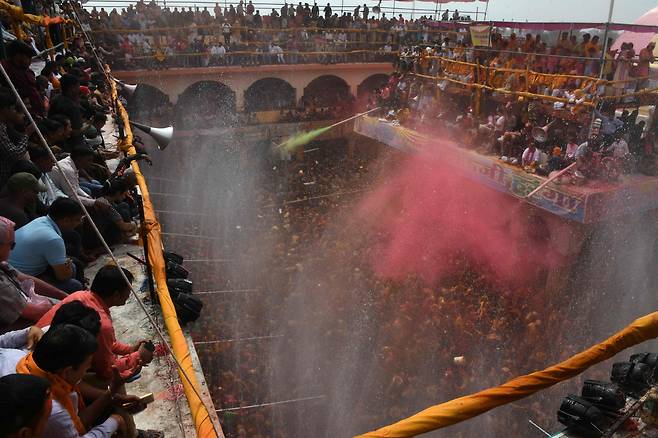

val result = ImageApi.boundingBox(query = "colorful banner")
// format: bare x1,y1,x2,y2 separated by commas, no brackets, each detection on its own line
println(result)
469,25,491,47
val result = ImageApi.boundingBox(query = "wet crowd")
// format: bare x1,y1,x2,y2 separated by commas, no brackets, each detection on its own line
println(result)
150,134,601,437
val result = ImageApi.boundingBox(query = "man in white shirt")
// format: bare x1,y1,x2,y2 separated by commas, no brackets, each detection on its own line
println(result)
17,325,126,438
29,145,67,208
607,135,630,159
270,42,284,63
522,144,542,166
50,146,108,210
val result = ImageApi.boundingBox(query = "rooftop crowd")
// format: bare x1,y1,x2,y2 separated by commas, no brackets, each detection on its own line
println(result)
0,16,163,438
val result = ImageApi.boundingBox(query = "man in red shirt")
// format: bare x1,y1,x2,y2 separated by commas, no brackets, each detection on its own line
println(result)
36,264,153,381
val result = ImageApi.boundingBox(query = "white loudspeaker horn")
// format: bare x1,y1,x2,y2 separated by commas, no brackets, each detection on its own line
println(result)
112,77,138,98
531,121,555,143
130,121,174,150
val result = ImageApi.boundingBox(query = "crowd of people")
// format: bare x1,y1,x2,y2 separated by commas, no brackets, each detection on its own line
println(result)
148,133,598,437
396,31,656,100
81,0,453,69
0,21,162,438
370,50,658,184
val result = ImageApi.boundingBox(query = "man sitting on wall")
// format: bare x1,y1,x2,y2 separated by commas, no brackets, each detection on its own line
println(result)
37,264,153,381
9,197,84,293
16,324,128,437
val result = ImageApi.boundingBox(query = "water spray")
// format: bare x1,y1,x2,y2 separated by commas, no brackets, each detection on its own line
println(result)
276,107,381,153
195,334,285,345
195,289,262,296
216,395,326,412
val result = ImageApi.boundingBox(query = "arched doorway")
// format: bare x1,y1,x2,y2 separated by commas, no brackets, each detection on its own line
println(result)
128,84,172,126
302,75,351,107
175,81,236,129
357,74,390,99
244,78,296,113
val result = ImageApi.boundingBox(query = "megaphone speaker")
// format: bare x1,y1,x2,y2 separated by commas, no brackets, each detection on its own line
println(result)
130,121,174,150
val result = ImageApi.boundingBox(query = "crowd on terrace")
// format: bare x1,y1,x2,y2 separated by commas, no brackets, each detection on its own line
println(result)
0,29,162,438
83,0,469,68
362,29,658,183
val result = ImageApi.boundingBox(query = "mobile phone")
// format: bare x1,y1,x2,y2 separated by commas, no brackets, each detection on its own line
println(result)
143,340,155,352
138,393,155,404
122,392,154,409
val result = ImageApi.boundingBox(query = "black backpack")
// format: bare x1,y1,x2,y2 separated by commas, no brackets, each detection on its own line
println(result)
169,288,203,324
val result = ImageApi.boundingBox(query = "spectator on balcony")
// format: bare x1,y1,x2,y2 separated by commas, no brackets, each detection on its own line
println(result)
0,374,52,438
638,42,656,87
83,177,137,249
50,146,108,209
613,42,634,96
222,21,232,44
16,324,128,437
49,75,84,145
37,264,154,381
0,217,68,332
324,3,331,19
211,42,227,65
607,132,630,159
270,42,285,63
522,143,541,167
594,107,623,146
8,198,84,293
0,173,46,230
0,88,29,189
1,41,43,117
565,136,579,160
29,145,65,209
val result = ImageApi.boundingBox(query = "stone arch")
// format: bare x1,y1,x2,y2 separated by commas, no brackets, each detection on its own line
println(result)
301,75,351,107
174,81,236,128
357,74,390,99
244,78,296,113
128,84,172,126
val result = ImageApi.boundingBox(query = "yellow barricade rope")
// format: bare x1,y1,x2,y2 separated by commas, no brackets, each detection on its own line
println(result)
356,311,658,438
111,80,219,438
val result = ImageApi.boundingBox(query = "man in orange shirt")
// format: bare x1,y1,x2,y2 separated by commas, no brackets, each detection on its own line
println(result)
36,264,153,381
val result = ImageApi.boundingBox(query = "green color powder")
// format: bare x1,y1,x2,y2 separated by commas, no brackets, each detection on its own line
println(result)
279,126,333,152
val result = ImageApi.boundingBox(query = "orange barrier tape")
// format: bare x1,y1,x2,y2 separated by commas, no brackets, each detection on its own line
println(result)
356,311,658,438
406,54,658,86
413,72,595,107
110,78,219,438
